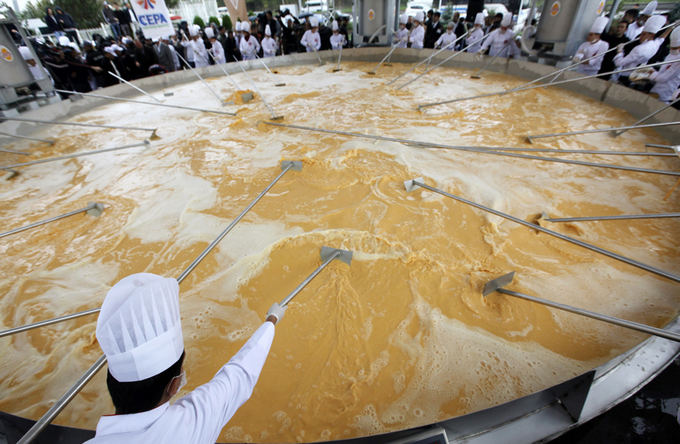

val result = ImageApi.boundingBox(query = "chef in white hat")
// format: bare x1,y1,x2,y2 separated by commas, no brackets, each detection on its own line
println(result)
614,15,670,85
648,27,680,103
409,11,425,49
300,16,321,52
261,24,278,57
18,46,49,81
573,16,610,76
466,12,486,53
205,27,226,64
239,21,261,60
480,12,519,57
193,25,210,67
330,20,346,50
435,22,457,50
393,14,409,48
626,1,657,40
85,273,284,443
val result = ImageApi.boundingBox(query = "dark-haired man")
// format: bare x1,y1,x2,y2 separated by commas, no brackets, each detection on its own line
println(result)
86,273,283,443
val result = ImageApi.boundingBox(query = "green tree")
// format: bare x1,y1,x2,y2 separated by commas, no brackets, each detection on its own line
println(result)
21,0,105,29
222,14,232,31
166,0,180,8
193,15,206,28
208,15,220,26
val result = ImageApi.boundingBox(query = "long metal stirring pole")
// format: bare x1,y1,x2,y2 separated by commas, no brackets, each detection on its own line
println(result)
175,52,227,105
54,89,237,116
387,33,466,85
368,44,399,74
279,250,340,307
254,53,274,75
14,161,301,443
0,141,150,170
544,212,680,222
418,58,680,109
612,96,680,137
0,131,55,146
646,143,676,150
405,179,680,283
397,32,494,90
107,71,163,103
0,203,103,239
0,161,301,339
470,43,512,79
527,121,680,143
233,56,282,120
0,147,30,155
264,121,680,176
1,116,156,133
208,52,241,90
497,288,680,342
17,355,108,444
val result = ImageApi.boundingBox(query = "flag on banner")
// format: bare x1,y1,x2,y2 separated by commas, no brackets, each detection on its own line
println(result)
131,0,175,39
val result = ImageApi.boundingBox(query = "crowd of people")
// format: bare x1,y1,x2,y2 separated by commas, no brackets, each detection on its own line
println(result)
11,2,680,105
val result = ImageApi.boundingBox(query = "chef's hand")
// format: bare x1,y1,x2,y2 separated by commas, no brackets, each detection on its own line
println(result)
572,53,584,63
266,302,286,324
617,43,624,54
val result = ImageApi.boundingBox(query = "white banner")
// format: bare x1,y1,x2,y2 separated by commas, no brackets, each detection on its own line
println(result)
131,0,175,39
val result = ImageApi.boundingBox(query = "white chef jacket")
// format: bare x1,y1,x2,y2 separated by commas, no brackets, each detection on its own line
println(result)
85,322,275,444
435,31,457,50
466,28,485,53
239,35,261,60
625,21,644,40
393,28,408,48
330,33,346,50
409,24,424,49
180,40,194,63
168,44,180,70
650,52,680,103
613,38,663,78
192,39,209,67
574,39,610,76
261,36,277,57
209,40,226,64
300,30,321,52
481,28,518,57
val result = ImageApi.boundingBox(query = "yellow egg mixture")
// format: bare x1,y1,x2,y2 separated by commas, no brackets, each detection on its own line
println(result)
0,61,678,442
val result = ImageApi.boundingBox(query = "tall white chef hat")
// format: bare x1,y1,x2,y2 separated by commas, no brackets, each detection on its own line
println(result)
96,273,184,383
242,21,251,33
189,25,199,37
331,20,338,31
204,27,214,39
642,14,665,34
415,11,424,23
641,1,657,17
265,24,272,36
671,26,680,47
399,14,408,25
501,12,512,27
474,12,484,26
235,21,241,32
310,16,319,28
18,46,34,60
58,36,70,46
590,16,608,34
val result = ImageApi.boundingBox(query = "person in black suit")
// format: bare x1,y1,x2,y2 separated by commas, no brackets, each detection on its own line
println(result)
424,11,443,49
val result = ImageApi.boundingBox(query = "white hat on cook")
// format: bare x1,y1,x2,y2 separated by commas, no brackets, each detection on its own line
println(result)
96,273,183,383
474,12,484,26
641,1,657,17
204,27,214,38
642,14,665,34
590,16,608,34
415,11,424,23
501,12,512,27
242,21,251,33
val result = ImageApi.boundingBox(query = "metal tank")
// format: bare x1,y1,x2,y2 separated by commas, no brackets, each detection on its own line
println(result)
0,47,678,443
352,0,399,46
534,0,607,58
